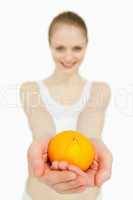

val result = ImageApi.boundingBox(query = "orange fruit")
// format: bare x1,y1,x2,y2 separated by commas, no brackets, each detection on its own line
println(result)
48,130,95,171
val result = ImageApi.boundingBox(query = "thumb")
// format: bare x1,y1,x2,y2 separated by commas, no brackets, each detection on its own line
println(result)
32,159,45,177
95,168,112,187
27,140,49,177
95,151,113,186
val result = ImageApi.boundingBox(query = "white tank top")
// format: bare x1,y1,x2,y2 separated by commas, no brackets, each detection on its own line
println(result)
37,80,92,133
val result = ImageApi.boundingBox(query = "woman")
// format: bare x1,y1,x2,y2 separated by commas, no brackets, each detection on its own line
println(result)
20,11,113,200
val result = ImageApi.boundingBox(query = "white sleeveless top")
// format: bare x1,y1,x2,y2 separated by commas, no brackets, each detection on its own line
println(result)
37,80,92,133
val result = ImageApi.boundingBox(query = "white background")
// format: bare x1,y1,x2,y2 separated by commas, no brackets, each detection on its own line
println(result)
0,0,133,199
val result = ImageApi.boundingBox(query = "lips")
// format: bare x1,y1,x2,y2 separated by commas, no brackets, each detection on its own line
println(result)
61,62,76,68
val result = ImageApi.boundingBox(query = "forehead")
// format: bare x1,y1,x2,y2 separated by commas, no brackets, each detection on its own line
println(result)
51,24,86,46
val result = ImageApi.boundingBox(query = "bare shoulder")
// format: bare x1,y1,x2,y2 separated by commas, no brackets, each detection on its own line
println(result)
19,81,39,103
20,81,38,93
90,81,111,111
92,81,111,96
19,81,41,115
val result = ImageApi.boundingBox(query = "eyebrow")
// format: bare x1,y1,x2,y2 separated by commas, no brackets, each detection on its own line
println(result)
55,44,84,48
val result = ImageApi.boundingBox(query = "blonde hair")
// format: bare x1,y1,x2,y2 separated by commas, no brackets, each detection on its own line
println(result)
48,11,88,44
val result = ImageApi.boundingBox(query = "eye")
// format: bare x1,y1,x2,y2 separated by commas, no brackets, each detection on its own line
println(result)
55,46,65,51
73,46,82,51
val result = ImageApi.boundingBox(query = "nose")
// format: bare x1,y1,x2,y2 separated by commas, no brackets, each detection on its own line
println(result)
63,51,74,63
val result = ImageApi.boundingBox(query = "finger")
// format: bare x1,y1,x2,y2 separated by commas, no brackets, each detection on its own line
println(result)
96,147,113,186
86,168,97,187
42,170,77,186
68,164,87,177
96,168,112,187
64,185,87,194
50,161,59,170
57,185,87,194
53,177,87,191
91,139,113,172
68,164,90,186
51,161,69,170
90,160,99,170
100,148,113,170
58,161,69,170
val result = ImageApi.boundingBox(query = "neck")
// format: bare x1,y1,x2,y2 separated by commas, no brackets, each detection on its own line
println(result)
50,68,84,85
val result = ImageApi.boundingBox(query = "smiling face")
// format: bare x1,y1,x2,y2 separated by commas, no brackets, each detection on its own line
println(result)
49,24,88,73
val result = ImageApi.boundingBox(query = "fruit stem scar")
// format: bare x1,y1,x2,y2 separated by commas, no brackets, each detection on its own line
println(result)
63,136,81,155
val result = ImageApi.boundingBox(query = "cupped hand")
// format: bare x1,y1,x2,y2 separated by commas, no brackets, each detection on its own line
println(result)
27,137,113,194
27,138,88,194
85,138,113,187
50,160,90,193
51,138,113,188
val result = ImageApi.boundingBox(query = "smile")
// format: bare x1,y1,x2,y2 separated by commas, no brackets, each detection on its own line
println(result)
61,62,76,68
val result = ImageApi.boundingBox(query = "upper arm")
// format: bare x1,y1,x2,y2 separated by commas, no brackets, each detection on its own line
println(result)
89,81,111,112
99,82,111,111
19,81,55,140
19,81,39,116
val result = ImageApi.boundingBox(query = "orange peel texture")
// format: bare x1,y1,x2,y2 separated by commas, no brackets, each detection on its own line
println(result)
48,130,95,171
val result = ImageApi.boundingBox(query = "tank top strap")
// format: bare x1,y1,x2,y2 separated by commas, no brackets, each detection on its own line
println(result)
37,80,49,97
37,80,51,106
81,80,92,105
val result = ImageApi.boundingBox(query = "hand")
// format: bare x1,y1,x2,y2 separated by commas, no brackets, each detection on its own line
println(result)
27,138,87,194
50,160,90,193
85,138,113,187
27,137,50,177
51,138,113,188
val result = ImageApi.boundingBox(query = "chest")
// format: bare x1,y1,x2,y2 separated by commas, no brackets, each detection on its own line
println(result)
47,85,84,106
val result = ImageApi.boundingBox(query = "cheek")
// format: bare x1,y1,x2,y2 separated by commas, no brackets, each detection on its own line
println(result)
51,51,61,61
74,51,86,60
54,53,63,61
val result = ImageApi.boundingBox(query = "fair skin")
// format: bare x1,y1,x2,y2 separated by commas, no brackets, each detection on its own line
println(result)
48,24,87,85
20,24,112,200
